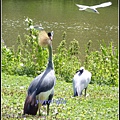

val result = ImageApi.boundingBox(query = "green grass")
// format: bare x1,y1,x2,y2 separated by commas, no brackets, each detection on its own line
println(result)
2,73,118,120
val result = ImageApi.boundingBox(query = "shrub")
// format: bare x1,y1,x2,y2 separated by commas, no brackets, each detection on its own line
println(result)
84,40,118,86
2,43,17,75
54,33,81,82
2,18,48,77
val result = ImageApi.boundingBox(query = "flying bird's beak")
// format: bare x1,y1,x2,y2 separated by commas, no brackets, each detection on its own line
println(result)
96,11,99,14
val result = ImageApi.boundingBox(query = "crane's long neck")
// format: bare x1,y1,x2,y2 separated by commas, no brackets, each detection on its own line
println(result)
47,44,53,69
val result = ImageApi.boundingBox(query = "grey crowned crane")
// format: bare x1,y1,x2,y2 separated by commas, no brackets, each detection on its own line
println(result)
73,67,92,97
23,27,56,116
76,2,112,14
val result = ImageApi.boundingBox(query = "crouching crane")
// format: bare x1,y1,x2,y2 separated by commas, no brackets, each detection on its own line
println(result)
73,67,92,97
23,26,56,116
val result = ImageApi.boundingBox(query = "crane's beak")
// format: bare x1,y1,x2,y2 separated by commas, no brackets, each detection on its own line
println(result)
50,36,53,41
49,31,54,41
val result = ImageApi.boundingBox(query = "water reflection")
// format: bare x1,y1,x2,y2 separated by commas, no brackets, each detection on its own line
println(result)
2,0,118,60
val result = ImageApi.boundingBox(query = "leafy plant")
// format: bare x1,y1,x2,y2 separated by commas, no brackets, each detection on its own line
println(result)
54,32,81,82
84,40,118,86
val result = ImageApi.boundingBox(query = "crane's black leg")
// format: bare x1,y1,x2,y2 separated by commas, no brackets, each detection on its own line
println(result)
47,104,49,115
74,91,78,97
47,91,54,115
85,87,87,97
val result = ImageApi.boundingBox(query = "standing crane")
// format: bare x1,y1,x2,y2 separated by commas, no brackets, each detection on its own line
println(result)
73,67,92,97
23,26,56,116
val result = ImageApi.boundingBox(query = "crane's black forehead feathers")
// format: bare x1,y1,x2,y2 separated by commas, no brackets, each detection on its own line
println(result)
48,32,51,37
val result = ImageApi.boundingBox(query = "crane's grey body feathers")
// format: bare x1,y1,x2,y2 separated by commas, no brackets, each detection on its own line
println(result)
28,67,56,108
73,67,91,97
28,68,55,96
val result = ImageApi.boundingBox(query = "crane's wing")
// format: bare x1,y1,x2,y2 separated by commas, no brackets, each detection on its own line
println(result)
76,4,88,10
91,2,112,9
28,69,56,95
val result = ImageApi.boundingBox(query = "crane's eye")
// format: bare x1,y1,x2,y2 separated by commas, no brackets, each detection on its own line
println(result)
48,32,53,41
48,32,51,37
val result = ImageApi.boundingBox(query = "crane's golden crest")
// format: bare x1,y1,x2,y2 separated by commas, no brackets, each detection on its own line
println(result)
38,31,50,46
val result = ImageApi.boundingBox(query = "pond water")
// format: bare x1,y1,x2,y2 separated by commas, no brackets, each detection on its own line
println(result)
2,0,118,60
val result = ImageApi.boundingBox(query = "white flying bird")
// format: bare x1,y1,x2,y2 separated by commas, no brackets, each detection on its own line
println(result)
76,2,112,14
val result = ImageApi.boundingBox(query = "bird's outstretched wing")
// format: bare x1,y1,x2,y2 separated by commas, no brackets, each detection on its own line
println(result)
76,4,88,10
91,2,112,9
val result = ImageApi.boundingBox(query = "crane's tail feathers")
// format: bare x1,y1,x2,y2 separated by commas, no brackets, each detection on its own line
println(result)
38,31,50,46
23,91,38,115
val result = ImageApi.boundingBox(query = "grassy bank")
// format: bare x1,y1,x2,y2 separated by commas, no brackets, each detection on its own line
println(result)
2,73,118,120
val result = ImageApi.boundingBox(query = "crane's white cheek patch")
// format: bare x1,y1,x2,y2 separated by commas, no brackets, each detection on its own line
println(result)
36,87,54,105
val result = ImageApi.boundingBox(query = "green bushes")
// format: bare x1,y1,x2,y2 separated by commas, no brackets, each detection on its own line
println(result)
2,18,48,77
84,40,118,86
2,44,18,74
54,34,81,82
2,18,118,86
